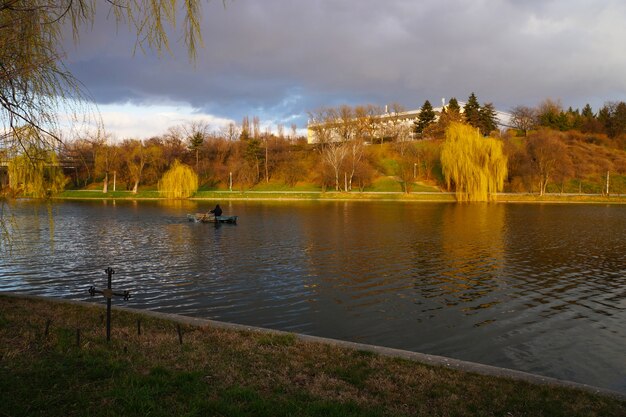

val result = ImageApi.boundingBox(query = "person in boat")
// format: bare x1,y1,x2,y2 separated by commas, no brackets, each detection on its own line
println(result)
209,204,223,219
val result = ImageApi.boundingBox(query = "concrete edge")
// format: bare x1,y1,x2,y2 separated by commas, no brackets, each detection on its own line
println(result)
2,292,625,401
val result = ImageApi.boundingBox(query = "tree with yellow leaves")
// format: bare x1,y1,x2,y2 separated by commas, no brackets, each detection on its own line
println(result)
8,147,68,198
440,122,507,202
158,160,198,199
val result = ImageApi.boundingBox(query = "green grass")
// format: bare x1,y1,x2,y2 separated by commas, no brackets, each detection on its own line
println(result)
363,176,441,193
57,189,162,199
53,188,626,204
364,176,404,192
249,182,322,192
496,193,626,203
1,295,624,417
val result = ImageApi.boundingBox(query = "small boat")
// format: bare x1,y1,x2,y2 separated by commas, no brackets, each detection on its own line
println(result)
187,213,238,224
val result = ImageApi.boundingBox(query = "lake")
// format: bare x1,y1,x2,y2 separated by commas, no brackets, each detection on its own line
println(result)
1,199,624,393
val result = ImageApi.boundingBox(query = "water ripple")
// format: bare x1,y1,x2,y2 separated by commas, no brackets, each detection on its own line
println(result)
1,200,625,393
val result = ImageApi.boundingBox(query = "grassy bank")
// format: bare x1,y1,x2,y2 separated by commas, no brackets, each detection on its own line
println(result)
55,189,626,204
1,295,624,417
56,189,457,202
495,193,626,204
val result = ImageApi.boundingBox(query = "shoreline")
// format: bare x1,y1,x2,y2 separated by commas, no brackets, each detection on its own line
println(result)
47,190,626,204
2,292,624,401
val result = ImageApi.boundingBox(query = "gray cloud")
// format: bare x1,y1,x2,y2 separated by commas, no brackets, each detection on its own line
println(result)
65,0,626,129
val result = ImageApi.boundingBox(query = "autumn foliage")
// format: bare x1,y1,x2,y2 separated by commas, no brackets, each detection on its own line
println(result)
7,148,68,198
158,160,198,199
441,123,507,201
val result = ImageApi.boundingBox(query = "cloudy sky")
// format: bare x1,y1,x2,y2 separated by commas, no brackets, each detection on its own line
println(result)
64,0,626,139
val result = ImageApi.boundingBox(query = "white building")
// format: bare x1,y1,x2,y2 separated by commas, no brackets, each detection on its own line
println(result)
307,100,511,144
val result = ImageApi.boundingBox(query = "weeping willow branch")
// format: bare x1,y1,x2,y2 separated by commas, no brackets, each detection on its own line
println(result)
441,122,508,202
1,1,210,250
158,160,198,199
7,144,68,198
1,0,207,154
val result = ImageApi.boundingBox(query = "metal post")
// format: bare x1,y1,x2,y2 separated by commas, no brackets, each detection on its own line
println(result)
105,267,114,342
88,267,130,343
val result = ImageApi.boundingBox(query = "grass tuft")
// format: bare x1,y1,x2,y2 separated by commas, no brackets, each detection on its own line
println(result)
257,332,297,347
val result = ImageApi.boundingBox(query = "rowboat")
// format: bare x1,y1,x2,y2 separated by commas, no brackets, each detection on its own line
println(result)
187,213,238,224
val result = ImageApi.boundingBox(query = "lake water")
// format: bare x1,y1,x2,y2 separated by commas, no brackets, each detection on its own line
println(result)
1,199,625,393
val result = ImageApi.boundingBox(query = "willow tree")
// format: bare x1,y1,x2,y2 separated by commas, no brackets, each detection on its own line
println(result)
1,0,205,153
1,1,209,248
8,147,68,197
440,122,507,202
158,160,198,199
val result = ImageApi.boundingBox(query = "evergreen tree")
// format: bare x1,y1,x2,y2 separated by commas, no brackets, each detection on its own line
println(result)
445,98,463,123
566,107,583,131
240,116,250,141
581,104,600,133
447,98,461,113
478,103,498,136
613,101,626,137
188,131,204,173
463,93,482,128
581,104,595,119
537,99,570,131
414,100,436,136
601,101,626,137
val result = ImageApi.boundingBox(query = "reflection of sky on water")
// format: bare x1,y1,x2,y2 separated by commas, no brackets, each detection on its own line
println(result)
1,200,624,393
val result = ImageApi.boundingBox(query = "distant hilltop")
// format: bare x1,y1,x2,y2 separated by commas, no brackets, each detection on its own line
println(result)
307,98,512,144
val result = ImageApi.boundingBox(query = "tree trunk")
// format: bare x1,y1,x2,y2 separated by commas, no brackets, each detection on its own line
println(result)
539,178,548,196
265,142,269,183
103,172,108,193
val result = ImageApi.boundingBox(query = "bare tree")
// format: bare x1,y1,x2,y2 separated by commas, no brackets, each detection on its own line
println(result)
94,137,119,193
219,122,240,141
527,130,571,195
252,116,261,140
345,139,365,191
320,142,348,191
290,124,298,141
510,105,537,136
307,107,335,146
